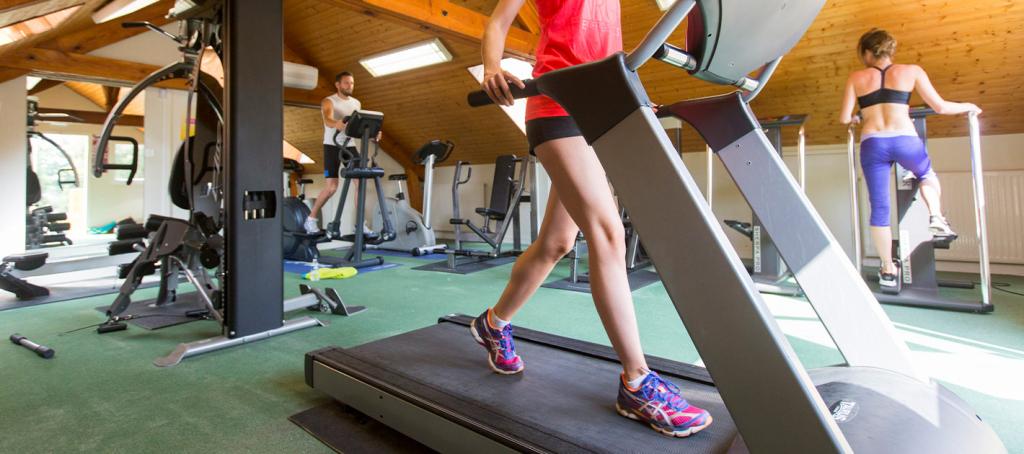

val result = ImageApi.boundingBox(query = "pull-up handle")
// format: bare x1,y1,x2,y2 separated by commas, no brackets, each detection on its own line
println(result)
93,136,140,185
122,21,180,43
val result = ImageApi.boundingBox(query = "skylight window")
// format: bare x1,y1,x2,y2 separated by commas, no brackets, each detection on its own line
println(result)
360,38,453,77
0,6,80,47
92,0,160,24
655,0,677,11
467,57,535,134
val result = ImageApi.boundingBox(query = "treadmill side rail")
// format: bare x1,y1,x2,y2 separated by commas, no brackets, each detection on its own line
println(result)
585,106,848,453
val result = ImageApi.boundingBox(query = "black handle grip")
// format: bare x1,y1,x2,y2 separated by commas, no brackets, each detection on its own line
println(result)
121,22,149,28
10,333,55,359
467,80,540,107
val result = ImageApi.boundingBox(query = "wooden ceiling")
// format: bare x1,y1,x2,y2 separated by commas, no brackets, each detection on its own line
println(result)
282,0,526,170
283,0,1023,167
2,0,1021,172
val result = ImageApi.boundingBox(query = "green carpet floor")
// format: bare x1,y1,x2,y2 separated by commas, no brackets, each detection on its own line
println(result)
1,255,1021,453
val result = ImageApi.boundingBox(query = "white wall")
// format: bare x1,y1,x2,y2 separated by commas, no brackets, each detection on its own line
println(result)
431,159,547,246
88,24,180,66
143,87,190,219
0,77,27,253
685,132,1024,275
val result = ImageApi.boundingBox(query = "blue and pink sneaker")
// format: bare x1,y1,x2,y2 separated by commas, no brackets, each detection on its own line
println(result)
469,309,524,374
617,371,713,437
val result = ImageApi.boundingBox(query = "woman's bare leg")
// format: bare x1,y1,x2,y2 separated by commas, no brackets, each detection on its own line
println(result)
491,185,579,320
919,177,943,218
870,226,897,274
495,136,648,380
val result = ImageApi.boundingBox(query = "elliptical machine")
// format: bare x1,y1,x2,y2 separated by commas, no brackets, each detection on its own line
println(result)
371,140,453,256
283,110,394,269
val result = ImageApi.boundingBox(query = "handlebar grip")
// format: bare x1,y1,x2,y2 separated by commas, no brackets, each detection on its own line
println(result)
467,80,539,107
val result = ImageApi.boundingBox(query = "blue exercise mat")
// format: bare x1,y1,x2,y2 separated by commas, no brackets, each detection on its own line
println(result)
361,249,448,260
283,260,400,275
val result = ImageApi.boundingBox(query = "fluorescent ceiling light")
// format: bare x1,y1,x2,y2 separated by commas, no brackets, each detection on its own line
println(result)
26,76,41,90
656,0,677,11
92,0,160,24
466,57,534,134
360,38,453,77
0,6,80,46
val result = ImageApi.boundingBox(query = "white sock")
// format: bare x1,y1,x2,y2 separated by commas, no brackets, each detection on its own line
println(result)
489,310,510,329
627,370,651,389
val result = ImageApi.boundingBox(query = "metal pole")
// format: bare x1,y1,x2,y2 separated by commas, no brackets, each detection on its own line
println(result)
422,154,435,229
847,125,861,273
968,112,991,307
797,125,806,191
529,156,539,241
706,144,714,209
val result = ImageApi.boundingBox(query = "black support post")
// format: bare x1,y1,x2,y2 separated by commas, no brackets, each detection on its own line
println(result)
224,0,284,337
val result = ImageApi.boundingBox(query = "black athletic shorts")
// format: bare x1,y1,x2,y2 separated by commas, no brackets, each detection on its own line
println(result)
525,116,582,156
323,144,358,178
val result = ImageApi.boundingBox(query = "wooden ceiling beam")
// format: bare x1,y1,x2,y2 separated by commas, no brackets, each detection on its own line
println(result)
0,0,47,14
39,0,174,53
325,0,537,60
0,1,174,84
102,85,119,111
36,107,143,127
515,0,540,34
0,0,106,59
5,47,181,87
2,48,320,107
28,77,61,94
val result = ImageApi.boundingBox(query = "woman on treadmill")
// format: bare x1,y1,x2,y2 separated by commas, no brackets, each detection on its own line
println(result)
469,0,712,438
839,28,980,291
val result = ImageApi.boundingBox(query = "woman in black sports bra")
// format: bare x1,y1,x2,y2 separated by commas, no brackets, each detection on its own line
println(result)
839,29,981,291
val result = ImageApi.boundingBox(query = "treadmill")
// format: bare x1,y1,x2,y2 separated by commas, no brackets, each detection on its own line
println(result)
306,1,1007,452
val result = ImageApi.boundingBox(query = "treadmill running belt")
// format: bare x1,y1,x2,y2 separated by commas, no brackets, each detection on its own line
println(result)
306,316,738,453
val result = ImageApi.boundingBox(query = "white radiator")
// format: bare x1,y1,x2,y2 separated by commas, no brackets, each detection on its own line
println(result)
937,170,1024,265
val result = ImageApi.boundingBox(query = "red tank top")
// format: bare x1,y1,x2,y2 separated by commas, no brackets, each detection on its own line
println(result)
526,0,623,121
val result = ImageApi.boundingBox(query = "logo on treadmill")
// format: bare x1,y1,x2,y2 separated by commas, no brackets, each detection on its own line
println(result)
830,400,858,423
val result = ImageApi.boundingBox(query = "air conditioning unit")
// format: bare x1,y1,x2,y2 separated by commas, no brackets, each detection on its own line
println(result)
283,62,319,90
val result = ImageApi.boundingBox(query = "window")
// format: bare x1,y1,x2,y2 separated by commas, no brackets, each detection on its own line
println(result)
113,141,144,183
28,133,88,214
466,58,535,134
0,6,81,47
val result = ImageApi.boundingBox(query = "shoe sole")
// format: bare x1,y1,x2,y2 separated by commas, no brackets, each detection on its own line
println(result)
616,403,713,437
469,319,524,375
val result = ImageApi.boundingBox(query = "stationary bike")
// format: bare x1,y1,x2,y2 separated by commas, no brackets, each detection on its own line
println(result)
371,140,453,256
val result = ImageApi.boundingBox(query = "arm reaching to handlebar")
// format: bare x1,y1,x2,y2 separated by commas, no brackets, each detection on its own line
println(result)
481,0,528,106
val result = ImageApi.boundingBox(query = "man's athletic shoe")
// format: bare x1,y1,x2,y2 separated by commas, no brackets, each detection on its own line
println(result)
929,215,957,239
469,309,524,374
304,217,320,234
617,371,713,437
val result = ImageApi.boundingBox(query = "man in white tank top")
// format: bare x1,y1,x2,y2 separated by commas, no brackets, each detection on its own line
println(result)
305,71,379,233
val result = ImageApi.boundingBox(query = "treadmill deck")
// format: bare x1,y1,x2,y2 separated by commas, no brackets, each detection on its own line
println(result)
306,315,738,453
